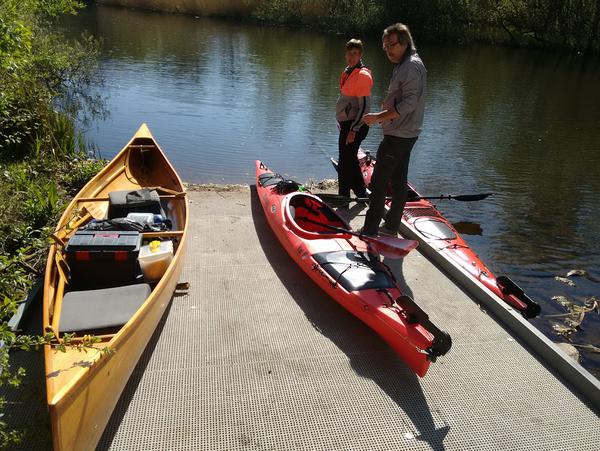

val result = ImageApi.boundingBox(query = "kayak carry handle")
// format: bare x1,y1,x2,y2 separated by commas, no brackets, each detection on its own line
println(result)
393,294,453,359
496,275,541,318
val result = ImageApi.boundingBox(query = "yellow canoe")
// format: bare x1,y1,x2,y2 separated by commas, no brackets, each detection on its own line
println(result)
43,124,188,450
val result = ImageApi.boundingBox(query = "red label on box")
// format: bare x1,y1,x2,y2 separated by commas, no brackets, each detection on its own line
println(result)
114,251,128,261
75,251,91,261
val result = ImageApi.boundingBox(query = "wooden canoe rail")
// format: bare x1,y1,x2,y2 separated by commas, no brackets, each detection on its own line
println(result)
76,193,186,203
141,231,184,238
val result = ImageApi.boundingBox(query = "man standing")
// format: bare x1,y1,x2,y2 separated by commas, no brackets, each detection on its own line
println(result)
335,39,373,200
361,23,426,236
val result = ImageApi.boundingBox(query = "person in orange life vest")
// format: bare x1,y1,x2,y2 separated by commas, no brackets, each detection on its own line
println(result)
335,39,373,199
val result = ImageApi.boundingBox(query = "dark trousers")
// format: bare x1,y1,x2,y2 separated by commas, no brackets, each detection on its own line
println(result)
363,135,418,235
338,120,369,197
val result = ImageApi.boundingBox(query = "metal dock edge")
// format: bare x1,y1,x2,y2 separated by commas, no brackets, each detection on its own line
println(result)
399,221,600,409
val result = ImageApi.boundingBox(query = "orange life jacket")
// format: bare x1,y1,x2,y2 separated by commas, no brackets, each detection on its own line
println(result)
340,62,373,97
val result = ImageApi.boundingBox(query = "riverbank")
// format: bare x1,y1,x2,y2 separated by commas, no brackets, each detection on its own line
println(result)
95,0,600,53
0,1,106,446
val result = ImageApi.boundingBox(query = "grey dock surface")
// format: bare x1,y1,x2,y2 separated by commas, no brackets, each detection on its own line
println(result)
7,187,600,450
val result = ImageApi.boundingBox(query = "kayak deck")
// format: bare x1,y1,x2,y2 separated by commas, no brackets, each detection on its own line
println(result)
8,187,599,450
350,150,541,318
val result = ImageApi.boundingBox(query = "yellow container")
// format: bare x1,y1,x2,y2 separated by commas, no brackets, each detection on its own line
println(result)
138,240,173,281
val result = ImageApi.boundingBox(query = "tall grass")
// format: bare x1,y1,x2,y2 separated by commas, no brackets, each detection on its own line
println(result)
0,1,106,446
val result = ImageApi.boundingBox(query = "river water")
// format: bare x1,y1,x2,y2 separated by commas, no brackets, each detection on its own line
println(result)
66,4,600,376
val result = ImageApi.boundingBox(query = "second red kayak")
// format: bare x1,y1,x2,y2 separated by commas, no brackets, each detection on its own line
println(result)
255,160,452,377
342,150,541,318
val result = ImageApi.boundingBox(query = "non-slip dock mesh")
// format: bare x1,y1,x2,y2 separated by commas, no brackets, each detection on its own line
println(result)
89,188,598,450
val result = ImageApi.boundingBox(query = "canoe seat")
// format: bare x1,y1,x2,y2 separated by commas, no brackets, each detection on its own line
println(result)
59,284,151,333
108,188,164,219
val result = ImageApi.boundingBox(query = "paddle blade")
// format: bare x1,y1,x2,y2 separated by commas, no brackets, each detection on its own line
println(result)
315,193,353,208
362,235,419,259
330,157,339,172
451,193,493,201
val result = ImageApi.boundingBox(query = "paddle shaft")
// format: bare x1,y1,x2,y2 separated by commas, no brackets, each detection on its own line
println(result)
328,157,491,202
316,192,492,205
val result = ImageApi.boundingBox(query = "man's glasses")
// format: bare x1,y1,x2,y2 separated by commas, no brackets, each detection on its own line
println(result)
383,41,400,51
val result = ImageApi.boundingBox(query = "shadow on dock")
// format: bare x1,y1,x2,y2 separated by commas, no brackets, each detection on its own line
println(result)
1,294,51,451
250,186,449,451
1,289,175,451
97,300,174,450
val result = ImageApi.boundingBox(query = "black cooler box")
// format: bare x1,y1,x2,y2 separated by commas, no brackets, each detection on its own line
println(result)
65,230,142,288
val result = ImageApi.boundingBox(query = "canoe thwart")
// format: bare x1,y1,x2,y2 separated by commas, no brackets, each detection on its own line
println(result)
141,231,184,238
76,194,184,203
51,233,66,247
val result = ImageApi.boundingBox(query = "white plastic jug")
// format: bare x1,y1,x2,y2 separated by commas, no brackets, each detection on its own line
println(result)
138,240,173,281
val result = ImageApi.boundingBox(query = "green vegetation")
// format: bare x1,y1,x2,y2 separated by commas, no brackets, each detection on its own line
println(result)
249,0,600,53
1,0,105,447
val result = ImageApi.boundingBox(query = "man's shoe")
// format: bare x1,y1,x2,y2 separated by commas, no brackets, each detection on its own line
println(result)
354,191,368,202
358,227,378,237
378,225,398,237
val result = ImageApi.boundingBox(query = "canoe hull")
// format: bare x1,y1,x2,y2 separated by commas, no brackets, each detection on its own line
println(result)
43,123,188,451
48,251,184,450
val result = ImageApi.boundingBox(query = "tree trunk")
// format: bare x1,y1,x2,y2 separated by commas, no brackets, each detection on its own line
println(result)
588,0,600,52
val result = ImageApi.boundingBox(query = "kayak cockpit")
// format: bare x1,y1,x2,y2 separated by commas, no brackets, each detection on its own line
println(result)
284,193,350,240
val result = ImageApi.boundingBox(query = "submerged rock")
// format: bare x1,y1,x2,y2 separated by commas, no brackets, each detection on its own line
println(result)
555,342,580,362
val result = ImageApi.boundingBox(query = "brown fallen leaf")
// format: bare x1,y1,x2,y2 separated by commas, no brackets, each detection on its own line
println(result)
552,323,574,338
572,344,600,354
551,295,571,307
555,276,576,287
584,296,599,314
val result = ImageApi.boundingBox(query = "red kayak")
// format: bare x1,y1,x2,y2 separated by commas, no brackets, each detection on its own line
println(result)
343,150,540,318
255,160,452,377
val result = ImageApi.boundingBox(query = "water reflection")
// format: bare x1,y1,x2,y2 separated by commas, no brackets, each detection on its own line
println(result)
452,221,483,236
65,4,600,376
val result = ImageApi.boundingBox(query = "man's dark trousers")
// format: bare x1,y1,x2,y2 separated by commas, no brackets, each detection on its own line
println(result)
362,135,418,235
338,120,369,197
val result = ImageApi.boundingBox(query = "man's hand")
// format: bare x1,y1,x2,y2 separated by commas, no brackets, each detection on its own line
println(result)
362,113,380,126
346,130,356,144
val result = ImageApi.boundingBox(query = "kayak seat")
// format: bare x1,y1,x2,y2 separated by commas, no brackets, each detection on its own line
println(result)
59,284,151,333
313,251,395,291
287,194,349,235
107,188,165,219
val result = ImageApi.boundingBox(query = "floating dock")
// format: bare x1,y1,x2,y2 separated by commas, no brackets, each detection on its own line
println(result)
7,187,600,450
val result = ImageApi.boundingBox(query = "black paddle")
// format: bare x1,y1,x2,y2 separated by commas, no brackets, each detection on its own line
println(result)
296,216,417,259
315,192,494,207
